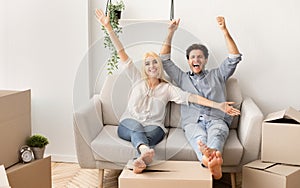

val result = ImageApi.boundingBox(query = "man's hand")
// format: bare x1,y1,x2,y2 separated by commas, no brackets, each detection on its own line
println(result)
95,9,112,30
216,16,227,31
213,102,240,116
168,19,180,33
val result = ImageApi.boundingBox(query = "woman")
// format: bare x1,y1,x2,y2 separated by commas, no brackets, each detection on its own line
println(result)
95,9,240,173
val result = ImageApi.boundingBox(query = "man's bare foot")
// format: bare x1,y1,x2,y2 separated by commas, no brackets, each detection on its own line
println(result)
197,140,215,158
133,158,146,174
197,140,216,167
208,151,223,180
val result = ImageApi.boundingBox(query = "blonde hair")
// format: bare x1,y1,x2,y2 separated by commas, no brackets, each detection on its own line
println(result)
141,51,168,82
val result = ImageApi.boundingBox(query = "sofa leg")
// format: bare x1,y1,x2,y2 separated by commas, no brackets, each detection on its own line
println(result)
99,169,104,188
230,173,236,188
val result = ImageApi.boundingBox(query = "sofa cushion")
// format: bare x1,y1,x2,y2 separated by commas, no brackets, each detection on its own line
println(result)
225,78,243,128
168,103,181,128
99,73,130,126
91,125,167,164
166,128,198,160
166,128,243,166
169,77,242,129
222,129,243,165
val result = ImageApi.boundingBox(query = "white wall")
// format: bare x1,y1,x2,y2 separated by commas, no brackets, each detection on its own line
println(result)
92,0,300,114
1,0,299,162
0,0,88,162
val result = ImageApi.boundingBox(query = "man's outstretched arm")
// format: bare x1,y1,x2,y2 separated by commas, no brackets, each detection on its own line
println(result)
216,16,240,55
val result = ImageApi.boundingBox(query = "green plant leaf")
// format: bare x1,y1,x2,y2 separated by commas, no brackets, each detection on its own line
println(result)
101,0,124,74
27,134,49,148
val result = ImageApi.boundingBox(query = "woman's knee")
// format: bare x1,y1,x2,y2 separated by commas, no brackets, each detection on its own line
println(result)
117,123,130,140
120,118,144,132
146,126,165,146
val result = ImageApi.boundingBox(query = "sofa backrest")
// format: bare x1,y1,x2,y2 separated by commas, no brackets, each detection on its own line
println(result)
99,71,242,129
226,77,243,128
168,77,243,129
99,72,129,125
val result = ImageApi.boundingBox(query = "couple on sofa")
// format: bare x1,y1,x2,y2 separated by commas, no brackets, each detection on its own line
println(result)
95,9,242,180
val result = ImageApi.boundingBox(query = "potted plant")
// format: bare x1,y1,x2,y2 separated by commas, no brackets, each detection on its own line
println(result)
102,0,125,74
26,134,49,159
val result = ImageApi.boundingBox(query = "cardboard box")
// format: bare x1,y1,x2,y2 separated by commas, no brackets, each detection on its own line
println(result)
0,165,10,188
119,160,212,188
6,156,51,188
0,90,31,168
243,160,300,188
261,107,300,165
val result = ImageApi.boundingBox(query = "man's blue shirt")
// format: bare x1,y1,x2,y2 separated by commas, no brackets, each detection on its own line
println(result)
161,54,242,127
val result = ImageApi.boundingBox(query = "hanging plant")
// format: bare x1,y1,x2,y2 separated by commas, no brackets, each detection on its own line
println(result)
101,0,125,74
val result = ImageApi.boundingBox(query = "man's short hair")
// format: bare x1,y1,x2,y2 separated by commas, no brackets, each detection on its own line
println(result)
186,44,209,60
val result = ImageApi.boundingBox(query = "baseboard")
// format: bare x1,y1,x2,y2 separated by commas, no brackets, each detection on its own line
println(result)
46,153,78,163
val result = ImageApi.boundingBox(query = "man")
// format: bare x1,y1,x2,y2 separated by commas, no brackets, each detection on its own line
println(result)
160,17,242,179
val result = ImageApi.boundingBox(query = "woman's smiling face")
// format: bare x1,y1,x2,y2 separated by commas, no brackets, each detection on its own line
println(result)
144,56,161,78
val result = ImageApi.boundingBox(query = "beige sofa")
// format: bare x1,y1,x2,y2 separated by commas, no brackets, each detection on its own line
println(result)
73,71,264,188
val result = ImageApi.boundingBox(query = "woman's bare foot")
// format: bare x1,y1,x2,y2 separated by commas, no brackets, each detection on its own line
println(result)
132,147,155,174
140,148,155,165
133,158,146,174
208,151,223,180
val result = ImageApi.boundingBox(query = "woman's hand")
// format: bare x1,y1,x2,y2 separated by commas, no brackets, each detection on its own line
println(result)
214,102,240,116
95,9,112,31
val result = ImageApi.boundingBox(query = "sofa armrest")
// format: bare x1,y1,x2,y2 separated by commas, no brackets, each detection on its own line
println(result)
238,97,264,166
73,95,103,168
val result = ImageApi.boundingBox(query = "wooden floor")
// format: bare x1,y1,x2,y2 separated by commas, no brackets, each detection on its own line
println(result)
51,162,241,188
51,162,120,188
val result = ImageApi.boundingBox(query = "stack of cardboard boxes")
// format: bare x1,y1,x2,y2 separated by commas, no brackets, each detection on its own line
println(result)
243,107,300,188
0,90,51,188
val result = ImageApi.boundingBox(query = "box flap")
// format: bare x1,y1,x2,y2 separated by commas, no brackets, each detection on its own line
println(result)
264,107,300,123
0,90,19,97
126,160,169,171
244,160,276,170
266,164,300,176
126,160,180,172
0,165,10,187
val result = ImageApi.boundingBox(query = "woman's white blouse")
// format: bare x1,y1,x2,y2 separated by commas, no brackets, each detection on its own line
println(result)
120,59,190,133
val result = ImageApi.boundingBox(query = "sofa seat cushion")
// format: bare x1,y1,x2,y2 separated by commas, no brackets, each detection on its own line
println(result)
166,128,198,160
91,125,167,165
222,129,243,165
166,128,243,166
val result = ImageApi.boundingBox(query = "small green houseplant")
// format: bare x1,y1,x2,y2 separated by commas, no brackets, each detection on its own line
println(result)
27,134,49,159
102,0,125,74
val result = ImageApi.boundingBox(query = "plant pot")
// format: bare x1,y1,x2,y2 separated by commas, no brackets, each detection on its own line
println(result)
115,10,121,19
31,147,45,160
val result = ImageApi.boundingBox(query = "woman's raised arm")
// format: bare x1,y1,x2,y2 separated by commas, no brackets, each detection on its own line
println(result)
95,9,129,63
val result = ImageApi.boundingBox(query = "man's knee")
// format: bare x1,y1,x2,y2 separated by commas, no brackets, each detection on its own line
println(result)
209,121,229,138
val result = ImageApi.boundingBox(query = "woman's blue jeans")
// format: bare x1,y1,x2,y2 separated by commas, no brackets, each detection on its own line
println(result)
118,118,165,154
